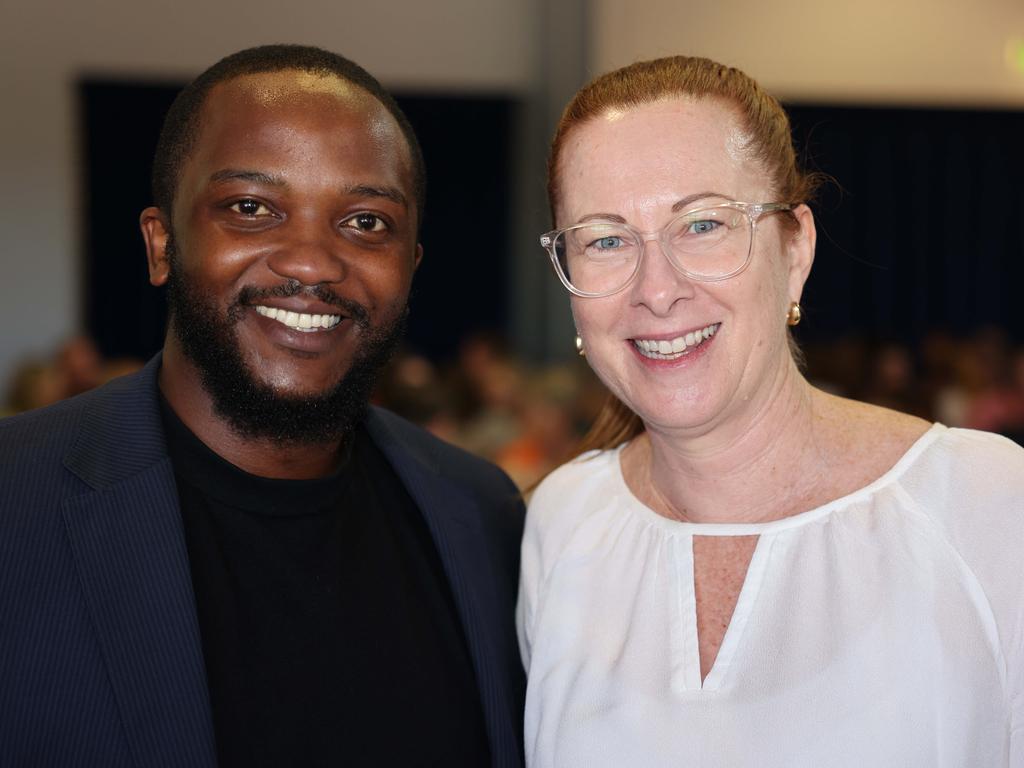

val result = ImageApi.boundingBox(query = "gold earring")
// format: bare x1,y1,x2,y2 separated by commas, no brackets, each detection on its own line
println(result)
575,335,585,356
786,302,802,327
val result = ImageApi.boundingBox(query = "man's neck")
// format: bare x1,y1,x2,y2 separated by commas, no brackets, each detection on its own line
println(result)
158,344,345,480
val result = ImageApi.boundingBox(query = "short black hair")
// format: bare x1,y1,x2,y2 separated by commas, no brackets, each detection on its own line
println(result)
151,44,426,226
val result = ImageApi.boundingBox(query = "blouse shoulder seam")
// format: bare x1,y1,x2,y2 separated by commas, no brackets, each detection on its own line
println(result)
891,482,1012,698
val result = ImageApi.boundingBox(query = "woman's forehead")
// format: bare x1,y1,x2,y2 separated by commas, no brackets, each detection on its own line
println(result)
556,98,766,223
566,98,751,169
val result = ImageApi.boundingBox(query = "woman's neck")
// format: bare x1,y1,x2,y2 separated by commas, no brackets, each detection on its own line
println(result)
625,360,834,525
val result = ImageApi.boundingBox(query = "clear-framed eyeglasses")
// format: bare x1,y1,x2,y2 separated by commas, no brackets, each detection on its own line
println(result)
539,201,793,298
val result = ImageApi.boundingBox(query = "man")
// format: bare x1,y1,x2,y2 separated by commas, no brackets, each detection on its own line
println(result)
0,45,525,767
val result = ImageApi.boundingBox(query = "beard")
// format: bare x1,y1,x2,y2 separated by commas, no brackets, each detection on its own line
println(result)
164,237,406,446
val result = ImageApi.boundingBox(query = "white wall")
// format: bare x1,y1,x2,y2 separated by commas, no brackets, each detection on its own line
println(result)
592,0,1024,106
0,0,540,388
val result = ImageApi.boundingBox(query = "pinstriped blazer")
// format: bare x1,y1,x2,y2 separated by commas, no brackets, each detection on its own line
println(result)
0,355,526,768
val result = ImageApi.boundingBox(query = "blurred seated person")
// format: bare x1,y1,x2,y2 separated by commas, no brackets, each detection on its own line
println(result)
494,366,580,490
859,341,931,420
2,359,64,415
967,345,1024,441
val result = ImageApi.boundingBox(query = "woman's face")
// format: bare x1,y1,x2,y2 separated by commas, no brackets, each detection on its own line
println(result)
555,97,814,435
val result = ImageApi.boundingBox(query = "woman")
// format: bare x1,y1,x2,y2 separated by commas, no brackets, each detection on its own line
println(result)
517,56,1024,766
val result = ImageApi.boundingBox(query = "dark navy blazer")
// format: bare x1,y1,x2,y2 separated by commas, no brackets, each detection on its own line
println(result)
0,356,526,767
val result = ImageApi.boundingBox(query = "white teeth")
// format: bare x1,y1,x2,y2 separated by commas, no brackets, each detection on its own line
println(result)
254,305,342,332
632,323,720,360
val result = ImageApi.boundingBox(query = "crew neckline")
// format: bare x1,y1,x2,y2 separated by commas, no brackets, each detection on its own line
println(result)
612,422,946,536
159,394,355,515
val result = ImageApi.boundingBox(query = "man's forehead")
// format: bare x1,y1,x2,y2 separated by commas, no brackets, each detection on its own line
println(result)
206,69,383,117
192,68,411,170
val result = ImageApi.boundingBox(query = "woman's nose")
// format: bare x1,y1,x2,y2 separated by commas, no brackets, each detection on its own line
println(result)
627,236,696,315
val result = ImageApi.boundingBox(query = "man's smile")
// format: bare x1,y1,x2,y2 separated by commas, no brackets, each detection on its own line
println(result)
245,299,356,355
254,304,343,332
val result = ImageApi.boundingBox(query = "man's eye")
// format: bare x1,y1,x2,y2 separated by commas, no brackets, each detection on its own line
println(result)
229,199,271,216
344,213,388,233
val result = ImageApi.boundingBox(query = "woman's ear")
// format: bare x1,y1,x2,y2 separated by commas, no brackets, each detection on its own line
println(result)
785,204,816,303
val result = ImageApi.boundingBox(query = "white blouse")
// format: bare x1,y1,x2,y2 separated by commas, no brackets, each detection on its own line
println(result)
517,425,1024,767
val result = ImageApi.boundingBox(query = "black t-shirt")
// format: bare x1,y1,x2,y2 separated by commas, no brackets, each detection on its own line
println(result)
160,401,491,767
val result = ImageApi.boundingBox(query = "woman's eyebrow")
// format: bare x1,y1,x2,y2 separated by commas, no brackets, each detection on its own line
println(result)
671,191,729,212
577,213,627,224
573,192,730,225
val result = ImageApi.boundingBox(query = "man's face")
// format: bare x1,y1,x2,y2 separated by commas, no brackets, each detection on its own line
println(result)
146,70,421,442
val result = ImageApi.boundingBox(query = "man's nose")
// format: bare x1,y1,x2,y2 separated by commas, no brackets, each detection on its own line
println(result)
265,217,348,286
627,236,696,315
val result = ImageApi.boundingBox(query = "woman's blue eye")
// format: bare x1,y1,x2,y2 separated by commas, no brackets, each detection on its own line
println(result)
689,220,718,234
594,236,622,249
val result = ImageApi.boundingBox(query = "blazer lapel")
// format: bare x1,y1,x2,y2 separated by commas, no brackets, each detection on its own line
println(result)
61,357,217,768
366,409,521,767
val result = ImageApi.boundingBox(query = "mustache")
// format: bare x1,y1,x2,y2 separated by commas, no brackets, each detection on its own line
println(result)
235,281,370,328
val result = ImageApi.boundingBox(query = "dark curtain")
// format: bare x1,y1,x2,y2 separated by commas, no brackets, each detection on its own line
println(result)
786,104,1024,345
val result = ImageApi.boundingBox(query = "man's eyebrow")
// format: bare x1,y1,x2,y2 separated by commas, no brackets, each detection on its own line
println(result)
209,169,287,187
346,184,408,207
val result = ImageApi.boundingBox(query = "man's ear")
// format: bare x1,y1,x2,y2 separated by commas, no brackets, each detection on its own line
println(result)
140,207,172,286
413,243,424,272
785,204,816,305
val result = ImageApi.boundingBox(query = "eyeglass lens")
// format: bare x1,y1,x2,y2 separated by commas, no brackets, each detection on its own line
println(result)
553,207,752,295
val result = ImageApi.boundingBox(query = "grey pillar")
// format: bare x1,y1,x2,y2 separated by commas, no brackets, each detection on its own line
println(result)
508,0,591,364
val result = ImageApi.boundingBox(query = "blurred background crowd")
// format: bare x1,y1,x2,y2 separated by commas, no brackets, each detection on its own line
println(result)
8,327,1024,490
